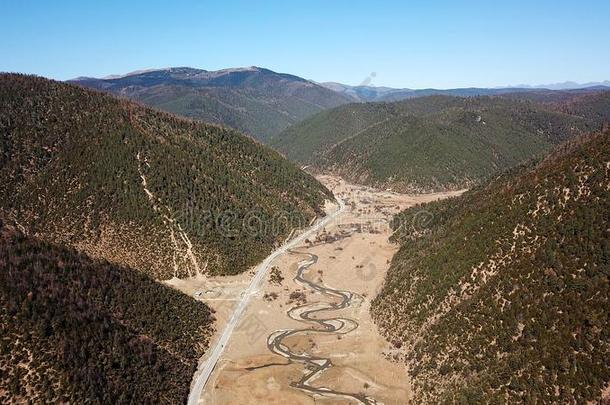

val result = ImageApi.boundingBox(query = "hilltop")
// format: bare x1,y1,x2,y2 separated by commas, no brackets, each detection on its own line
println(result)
0,74,333,279
70,67,353,141
272,93,610,191
371,130,610,403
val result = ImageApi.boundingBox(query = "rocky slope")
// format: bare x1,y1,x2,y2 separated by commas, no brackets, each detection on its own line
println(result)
0,74,333,279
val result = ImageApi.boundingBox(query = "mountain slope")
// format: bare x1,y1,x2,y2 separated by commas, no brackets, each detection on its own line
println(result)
0,221,214,403
272,94,610,191
371,130,610,403
0,74,333,279
71,67,353,141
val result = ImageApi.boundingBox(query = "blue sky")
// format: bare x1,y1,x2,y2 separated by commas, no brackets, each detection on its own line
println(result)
2,0,609,88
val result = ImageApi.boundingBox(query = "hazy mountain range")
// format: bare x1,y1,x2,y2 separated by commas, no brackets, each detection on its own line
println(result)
70,66,609,140
504,80,610,90
321,81,610,102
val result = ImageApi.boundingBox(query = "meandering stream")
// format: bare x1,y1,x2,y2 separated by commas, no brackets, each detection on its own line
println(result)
263,248,377,404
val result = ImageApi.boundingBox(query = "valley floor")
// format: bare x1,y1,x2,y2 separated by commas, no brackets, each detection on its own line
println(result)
169,176,463,404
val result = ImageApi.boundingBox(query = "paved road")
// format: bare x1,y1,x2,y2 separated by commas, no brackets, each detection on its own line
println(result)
187,198,345,405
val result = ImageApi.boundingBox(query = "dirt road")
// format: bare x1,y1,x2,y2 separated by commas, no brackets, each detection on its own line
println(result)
186,199,346,405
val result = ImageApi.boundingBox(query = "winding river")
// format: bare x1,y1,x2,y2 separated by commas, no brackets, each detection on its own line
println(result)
262,248,377,404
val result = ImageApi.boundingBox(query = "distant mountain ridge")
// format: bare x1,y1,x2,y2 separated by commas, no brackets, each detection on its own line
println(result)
505,80,610,90
73,66,312,88
70,67,353,141
320,81,610,102
69,67,609,136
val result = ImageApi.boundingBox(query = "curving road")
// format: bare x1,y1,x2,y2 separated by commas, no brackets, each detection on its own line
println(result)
264,249,377,404
187,198,346,405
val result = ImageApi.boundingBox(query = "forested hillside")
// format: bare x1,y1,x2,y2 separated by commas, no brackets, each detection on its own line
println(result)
272,93,610,192
0,221,214,403
71,67,352,141
0,74,333,279
371,130,610,403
